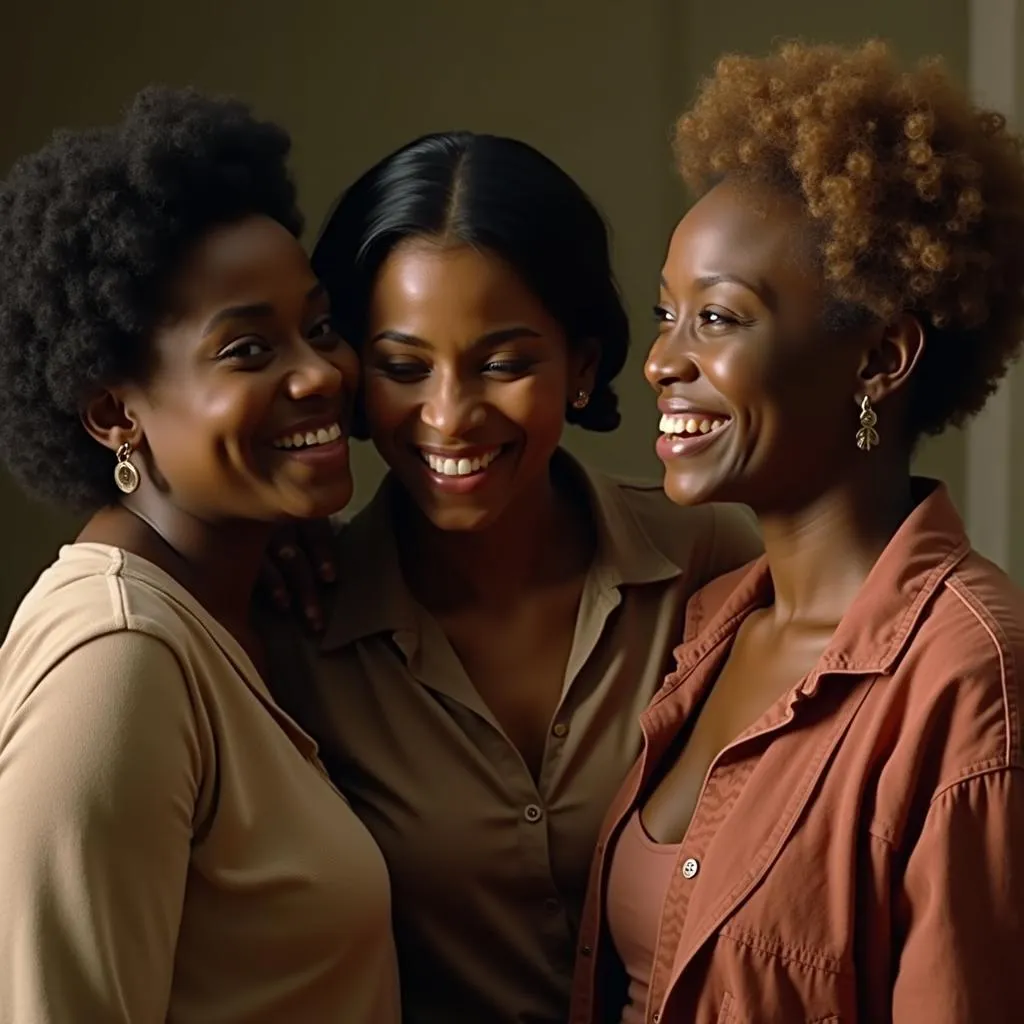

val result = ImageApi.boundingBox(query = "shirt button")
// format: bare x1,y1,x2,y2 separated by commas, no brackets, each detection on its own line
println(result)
543,896,561,914
580,943,593,957
524,803,544,823
652,1014,661,1023
551,721,569,738
681,856,700,879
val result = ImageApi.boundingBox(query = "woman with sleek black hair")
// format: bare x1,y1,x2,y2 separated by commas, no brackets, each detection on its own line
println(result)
265,131,761,1023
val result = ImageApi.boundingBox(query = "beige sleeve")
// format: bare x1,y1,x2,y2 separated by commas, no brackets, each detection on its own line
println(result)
0,631,201,1023
703,503,763,583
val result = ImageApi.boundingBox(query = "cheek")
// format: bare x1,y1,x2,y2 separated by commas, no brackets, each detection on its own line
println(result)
703,344,775,407
362,376,413,439
143,383,268,471
490,375,567,442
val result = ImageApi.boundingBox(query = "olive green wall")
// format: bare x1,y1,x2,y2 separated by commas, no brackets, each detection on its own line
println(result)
0,0,969,629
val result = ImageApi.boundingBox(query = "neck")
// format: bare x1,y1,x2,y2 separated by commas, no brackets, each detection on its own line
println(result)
756,457,915,629
80,495,272,636
395,460,594,614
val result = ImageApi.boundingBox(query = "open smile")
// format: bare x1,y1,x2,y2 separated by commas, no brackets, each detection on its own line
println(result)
412,443,513,493
272,421,344,450
656,411,732,459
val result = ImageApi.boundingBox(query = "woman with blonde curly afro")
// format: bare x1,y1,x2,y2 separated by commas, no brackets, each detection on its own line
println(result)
571,40,1024,1024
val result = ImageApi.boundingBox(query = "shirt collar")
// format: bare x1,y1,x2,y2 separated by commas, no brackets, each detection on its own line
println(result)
672,478,971,685
320,449,682,651
561,449,683,588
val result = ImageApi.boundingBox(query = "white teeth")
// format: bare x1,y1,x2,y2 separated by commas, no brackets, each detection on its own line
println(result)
423,447,501,477
659,414,728,437
272,422,344,450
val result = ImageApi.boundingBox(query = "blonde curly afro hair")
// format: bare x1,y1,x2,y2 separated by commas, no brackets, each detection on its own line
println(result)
674,40,1024,438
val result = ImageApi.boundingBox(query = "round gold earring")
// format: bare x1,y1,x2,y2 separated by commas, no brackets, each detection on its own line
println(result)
855,396,879,451
114,442,140,494
571,388,590,410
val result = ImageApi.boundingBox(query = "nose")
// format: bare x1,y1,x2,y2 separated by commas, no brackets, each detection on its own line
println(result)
420,373,485,438
644,331,700,391
286,344,346,401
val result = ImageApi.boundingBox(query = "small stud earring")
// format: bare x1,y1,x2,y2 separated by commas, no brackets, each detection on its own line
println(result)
856,396,879,451
114,442,140,494
571,389,590,410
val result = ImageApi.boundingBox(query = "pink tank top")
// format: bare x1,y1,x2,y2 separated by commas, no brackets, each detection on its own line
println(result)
605,809,681,1024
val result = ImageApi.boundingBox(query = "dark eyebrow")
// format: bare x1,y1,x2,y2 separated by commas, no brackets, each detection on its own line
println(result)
369,326,542,349
695,273,775,306
202,284,326,337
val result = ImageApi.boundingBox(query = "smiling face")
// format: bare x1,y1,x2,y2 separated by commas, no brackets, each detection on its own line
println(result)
646,179,870,514
362,239,590,532
124,214,359,523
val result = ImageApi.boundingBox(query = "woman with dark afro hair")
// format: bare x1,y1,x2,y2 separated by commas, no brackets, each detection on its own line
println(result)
572,41,1024,1023
0,89,398,1022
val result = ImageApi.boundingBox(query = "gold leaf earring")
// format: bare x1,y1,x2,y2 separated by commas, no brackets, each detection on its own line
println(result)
855,396,879,451
114,442,140,493
571,389,590,410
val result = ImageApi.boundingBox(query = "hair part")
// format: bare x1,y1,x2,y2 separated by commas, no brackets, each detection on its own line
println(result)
311,131,629,437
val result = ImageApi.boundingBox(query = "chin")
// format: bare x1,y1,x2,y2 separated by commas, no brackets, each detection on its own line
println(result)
661,469,730,508
419,499,503,534
286,482,354,521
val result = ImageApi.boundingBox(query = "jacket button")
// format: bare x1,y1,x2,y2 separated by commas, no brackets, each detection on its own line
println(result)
581,944,593,956
524,804,543,823
681,856,700,879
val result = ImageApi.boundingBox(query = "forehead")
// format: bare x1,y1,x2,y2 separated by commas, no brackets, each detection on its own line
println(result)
169,214,316,318
664,179,821,298
370,241,556,331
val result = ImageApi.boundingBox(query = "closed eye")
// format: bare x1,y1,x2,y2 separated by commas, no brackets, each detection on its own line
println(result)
382,359,429,382
483,358,532,377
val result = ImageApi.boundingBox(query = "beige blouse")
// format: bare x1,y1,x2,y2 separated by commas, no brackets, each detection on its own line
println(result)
269,450,763,1024
0,543,399,1024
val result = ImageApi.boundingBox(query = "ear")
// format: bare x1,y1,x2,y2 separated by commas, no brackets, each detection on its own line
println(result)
80,388,143,454
855,312,926,403
567,336,601,400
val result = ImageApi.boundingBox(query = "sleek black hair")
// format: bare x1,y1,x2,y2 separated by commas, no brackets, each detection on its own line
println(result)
311,131,629,437
0,86,302,510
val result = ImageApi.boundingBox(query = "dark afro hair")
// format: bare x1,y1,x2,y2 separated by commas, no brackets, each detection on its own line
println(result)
674,40,1024,440
0,86,303,510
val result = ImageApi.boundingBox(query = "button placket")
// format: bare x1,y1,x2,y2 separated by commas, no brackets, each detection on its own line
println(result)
648,765,735,1018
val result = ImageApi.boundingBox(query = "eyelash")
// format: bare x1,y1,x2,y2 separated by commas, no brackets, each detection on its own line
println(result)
382,359,532,380
652,305,743,328
219,338,269,361
217,318,338,362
